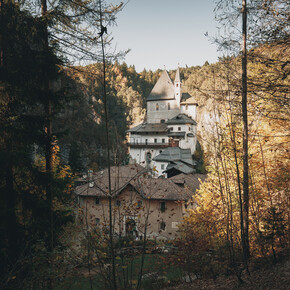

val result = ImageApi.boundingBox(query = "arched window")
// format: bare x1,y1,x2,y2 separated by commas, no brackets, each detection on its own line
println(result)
156,103,159,111
168,103,170,110
145,151,152,164
160,221,166,231
176,83,179,87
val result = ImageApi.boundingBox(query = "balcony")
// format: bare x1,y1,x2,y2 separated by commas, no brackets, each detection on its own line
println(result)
127,142,170,148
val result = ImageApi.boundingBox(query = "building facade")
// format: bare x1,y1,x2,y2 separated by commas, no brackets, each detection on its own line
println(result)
75,165,199,239
128,69,198,177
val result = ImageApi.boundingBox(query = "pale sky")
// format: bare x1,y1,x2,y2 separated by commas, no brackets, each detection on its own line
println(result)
109,0,220,72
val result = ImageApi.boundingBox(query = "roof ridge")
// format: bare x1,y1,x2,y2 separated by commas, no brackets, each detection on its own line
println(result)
147,70,175,101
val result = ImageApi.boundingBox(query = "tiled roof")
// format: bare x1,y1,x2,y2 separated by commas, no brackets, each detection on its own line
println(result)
180,93,198,105
153,147,194,165
128,123,168,133
147,70,175,101
169,173,207,193
167,113,197,125
166,162,195,174
75,164,147,197
168,131,186,138
75,164,194,201
132,177,193,201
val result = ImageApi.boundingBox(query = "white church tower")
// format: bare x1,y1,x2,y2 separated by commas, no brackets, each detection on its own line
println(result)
174,67,181,106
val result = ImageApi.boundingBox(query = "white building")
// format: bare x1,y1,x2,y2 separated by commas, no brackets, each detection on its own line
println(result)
128,68,198,177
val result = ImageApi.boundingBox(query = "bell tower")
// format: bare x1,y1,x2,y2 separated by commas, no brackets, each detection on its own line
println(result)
174,67,181,107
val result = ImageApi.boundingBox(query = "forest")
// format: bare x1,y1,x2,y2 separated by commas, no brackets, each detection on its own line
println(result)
0,0,289,289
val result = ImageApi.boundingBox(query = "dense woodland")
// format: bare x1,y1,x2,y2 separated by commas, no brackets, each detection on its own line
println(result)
0,0,289,289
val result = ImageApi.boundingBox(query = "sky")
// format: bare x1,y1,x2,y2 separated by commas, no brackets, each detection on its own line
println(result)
109,0,220,72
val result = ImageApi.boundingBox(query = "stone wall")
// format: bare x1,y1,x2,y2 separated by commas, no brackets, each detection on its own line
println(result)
78,185,186,239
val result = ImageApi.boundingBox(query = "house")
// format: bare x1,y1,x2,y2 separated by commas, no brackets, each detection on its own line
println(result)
75,164,204,239
127,68,198,177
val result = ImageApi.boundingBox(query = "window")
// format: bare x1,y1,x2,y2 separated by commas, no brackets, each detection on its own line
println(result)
178,127,181,131
160,221,166,231
162,138,165,143
176,83,179,87
156,103,159,111
186,104,188,110
159,150,162,153
161,164,165,170
168,103,171,110
145,139,148,145
160,201,166,212
145,152,152,164
96,218,100,225
95,197,100,205
115,200,121,206
154,138,157,143
160,119,165,123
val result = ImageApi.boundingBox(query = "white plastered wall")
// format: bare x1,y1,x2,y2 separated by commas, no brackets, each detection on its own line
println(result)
180,104,197,120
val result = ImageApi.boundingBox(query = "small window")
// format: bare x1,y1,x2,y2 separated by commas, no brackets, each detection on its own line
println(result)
145,139,148,145
160,221,166,231
156,103,159,111
162,138,165,143
178,127,181,131
145,152,152,164
161,164,165,170
154,138,157,143
170,127,173,131
115,200,121,206
176,83,179,87
160,201,166,212
159,150,162,153
95,197,100,205
137,200,142,208
160,119,165,123
168,103,171,110
186,104,188,110
96,218,100,225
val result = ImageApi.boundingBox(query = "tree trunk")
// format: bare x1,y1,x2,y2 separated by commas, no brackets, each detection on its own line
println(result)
98,1,117,288
41,0,54,253
242,0,250,262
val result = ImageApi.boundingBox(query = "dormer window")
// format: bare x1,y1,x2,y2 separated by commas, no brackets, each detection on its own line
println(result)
156,103,159,111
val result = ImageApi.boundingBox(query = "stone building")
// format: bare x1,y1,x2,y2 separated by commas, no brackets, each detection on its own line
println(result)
75,164,205,239
127,68,198,177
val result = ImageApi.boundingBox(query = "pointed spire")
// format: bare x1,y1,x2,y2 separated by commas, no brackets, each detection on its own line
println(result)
147,70,175,101
174,67,181,83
